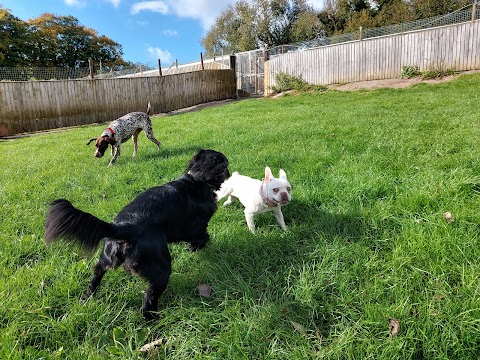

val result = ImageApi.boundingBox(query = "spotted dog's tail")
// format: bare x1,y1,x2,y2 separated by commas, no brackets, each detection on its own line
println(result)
146,102,151,115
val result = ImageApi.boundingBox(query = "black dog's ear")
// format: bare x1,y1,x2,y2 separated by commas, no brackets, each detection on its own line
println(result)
86,138,96,145
186,149,229,189
185,149,205,173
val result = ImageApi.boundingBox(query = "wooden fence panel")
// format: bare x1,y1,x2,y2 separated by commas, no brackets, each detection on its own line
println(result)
0,69,236,136
265,20,480,93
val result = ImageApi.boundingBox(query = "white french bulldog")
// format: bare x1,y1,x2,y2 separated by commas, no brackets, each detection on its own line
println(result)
216,166,292,233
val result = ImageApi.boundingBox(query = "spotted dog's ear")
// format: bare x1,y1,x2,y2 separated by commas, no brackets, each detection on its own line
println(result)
86,138,97,145
105,137,116,145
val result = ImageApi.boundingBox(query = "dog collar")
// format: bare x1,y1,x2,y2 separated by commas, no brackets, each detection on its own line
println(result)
106,127,115,137
259,181,279,208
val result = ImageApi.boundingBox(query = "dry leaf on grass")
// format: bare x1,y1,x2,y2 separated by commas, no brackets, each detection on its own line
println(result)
291,321,306,335
139,339,165,352
388,318,400,337
198,283,212,298
443,211,455,223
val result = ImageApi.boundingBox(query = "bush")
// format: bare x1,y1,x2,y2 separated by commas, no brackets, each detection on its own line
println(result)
270,73,327,93
401,65,421,79
402,65,456,80
422,68,455,79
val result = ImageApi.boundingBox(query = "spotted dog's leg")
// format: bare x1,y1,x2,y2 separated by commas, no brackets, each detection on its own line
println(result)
144,123,161,149
109,142,121,166
132,129,141,157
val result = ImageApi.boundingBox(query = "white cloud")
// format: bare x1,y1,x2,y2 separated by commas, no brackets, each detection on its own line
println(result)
64,0,87,7
166,0,235,30
131,0,235,30
163,29,178,37
306,0,325,10
106,0,121,7
131,1,169,15
147,46,173,65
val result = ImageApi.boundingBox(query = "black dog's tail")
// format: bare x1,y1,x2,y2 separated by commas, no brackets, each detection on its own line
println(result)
45,199,118,252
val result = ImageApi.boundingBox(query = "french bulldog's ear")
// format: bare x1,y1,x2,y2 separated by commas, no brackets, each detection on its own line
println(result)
279,169,287,180
264,166,273,181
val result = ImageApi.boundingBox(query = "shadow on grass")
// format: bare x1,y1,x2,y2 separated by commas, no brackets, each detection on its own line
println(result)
126,144,204,162
160,200,402,340
26,199,394,345
149,200,380,338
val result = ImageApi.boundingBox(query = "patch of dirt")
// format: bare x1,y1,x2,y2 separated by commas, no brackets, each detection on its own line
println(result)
163,99,239,116
328,70,480,91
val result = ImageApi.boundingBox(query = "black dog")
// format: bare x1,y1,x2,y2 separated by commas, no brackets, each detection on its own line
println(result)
44,149,229,319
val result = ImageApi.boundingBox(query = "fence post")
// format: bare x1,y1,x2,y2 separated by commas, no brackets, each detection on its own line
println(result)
359,26,363,41
229,55,236,71
158,59,162,76
200,52,204,70
472,1,477,22
88,58,94,79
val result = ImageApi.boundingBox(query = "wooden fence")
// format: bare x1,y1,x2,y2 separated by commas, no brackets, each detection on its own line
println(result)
265,20,480,93
0,69,236,136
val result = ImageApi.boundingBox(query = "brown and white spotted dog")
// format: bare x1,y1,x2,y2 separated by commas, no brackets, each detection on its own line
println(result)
87,103,161,166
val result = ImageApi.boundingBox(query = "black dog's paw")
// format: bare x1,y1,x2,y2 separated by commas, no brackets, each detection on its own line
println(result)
188,234,209,252
80,291,92,303
142,308,159,321
188,242,206,252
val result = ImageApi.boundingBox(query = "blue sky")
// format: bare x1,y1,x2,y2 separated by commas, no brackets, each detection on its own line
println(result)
2,0,324,68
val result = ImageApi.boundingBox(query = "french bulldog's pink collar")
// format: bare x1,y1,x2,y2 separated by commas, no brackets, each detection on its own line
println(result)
260,181,279,208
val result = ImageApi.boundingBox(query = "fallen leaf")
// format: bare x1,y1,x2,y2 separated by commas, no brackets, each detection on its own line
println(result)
139,339,165,352
198,283,212,298
291,321,306,335
434,293,445,300
388,318,400,337
443,211,455,223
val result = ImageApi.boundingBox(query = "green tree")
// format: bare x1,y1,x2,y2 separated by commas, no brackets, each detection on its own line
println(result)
201,1,257,56
409,0,471,19
202,0,323,55
317,0,472,36
27,13,126,68
0,6,30,66
255,0,320,46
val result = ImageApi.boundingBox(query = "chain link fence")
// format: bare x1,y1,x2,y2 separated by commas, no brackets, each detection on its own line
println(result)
1,2,478,82
0,65,147,81
267,1,480,56
0,67,91,81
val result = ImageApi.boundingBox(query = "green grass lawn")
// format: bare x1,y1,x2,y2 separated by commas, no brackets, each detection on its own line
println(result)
1,73,480,359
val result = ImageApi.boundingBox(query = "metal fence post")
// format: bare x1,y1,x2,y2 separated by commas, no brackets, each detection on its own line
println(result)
88,58,94,79
229,55,236,71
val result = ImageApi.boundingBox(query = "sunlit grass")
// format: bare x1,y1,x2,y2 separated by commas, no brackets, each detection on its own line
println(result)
1,73,480,359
